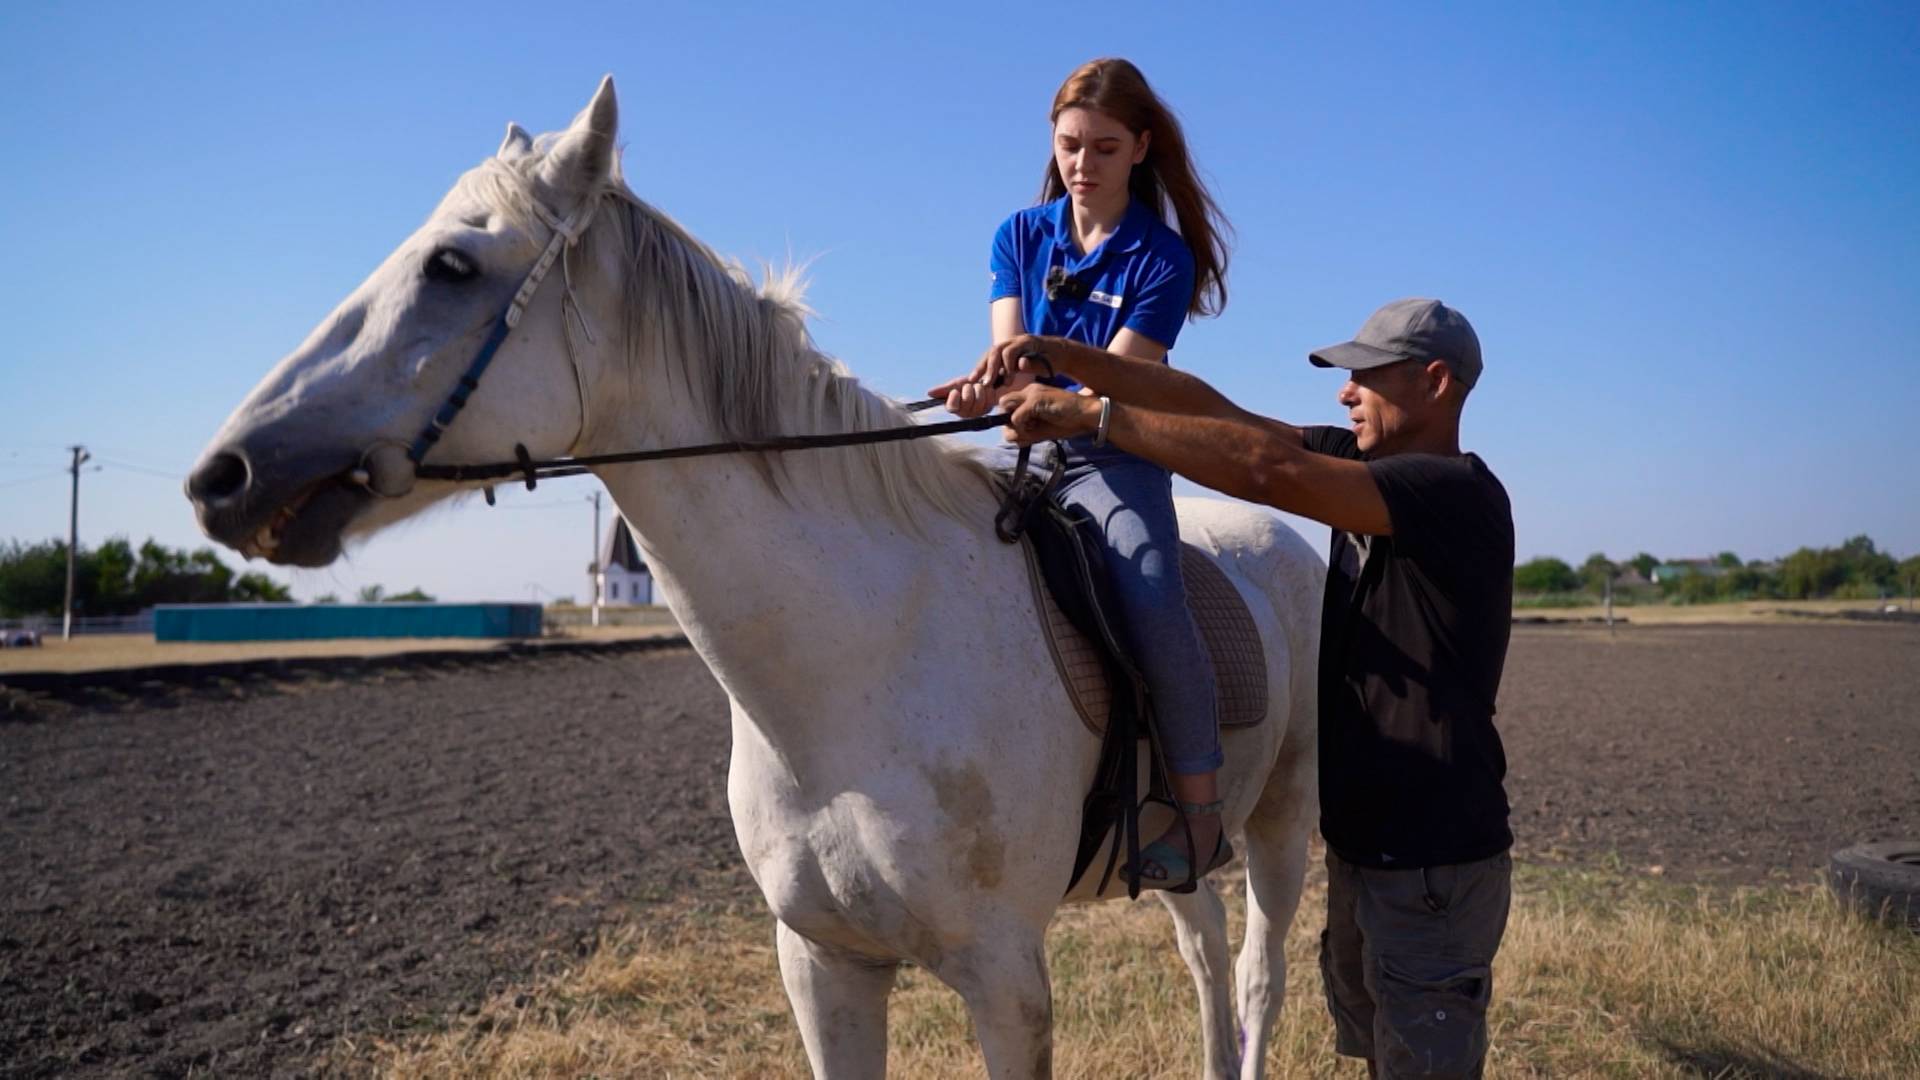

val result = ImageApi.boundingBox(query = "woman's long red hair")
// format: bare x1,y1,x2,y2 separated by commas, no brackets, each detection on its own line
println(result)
1042,58,1231,319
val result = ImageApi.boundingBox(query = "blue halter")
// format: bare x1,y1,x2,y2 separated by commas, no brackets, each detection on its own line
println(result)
405,194,598,467
352,188,598,498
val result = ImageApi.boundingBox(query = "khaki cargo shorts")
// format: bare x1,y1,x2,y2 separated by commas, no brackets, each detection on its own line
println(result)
1319,848,1513,1078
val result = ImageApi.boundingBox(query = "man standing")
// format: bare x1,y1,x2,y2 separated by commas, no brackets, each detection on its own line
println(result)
981,298,1514,1078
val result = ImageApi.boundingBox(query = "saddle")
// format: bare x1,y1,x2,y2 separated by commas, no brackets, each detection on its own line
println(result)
1020,539,1269,738
994,449,1267,898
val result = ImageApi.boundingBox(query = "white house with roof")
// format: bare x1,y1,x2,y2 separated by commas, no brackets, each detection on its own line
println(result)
597,519,653,606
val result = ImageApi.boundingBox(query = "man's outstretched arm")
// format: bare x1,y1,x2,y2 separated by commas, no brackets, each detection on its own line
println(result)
934,333,1243,419
1000,382,1393,537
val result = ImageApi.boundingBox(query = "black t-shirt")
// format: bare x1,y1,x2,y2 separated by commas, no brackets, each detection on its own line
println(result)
1302,426,1515,869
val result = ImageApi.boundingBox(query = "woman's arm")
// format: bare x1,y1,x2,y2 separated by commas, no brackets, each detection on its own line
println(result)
990,296,1025,345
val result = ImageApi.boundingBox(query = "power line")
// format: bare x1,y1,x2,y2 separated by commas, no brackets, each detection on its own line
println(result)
0,469,68,491
487,498,592,511
93,457,185,480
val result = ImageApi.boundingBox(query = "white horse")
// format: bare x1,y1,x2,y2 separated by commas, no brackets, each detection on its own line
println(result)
187,78,1323,1080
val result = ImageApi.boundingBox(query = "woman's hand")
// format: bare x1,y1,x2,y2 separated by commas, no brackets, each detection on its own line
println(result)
925,368,1033,418
1000,384,1102,445
926,339,1046,418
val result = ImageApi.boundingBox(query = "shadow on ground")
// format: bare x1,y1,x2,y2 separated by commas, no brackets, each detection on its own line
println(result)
1649,1034,1843,1080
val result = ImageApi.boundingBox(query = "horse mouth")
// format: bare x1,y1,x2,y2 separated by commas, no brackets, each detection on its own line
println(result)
243,491,312,558
240,477,370,567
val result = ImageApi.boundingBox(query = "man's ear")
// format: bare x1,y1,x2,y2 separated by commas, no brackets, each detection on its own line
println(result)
1424,359,1453,401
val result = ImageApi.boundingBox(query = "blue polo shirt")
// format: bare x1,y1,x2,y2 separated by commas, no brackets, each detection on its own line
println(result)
989,196,1196,390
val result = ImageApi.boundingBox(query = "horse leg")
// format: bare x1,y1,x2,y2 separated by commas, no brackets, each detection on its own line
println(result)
776,919,899,1080
934,929,1054,1079
1232,758,1314,1080
1159,878,1242,1080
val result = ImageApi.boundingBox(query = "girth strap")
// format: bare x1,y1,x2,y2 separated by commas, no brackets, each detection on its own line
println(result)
993,442,1067,545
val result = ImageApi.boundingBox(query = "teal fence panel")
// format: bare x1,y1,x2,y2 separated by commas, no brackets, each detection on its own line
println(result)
153,603,542,642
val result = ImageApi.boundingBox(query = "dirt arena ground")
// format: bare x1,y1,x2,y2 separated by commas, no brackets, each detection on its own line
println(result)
2,622,1915,1077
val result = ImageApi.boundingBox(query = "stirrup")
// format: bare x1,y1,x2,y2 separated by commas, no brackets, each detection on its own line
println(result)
1128,801,1231,895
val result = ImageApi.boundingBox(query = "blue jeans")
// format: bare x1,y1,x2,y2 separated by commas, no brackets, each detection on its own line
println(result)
1013,438,1223,774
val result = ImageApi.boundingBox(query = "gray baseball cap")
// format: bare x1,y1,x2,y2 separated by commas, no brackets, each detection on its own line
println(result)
1309,298,1483,388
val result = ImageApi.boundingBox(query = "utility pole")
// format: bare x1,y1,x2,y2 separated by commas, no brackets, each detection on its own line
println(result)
589,490,603,628
62,445,90,641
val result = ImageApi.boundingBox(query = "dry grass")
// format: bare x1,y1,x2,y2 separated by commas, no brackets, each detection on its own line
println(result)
363,864,1918,1078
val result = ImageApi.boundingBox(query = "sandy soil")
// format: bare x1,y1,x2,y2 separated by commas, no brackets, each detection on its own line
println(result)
0,625,680,675
2,623,1915,1077
1515,597,1918,625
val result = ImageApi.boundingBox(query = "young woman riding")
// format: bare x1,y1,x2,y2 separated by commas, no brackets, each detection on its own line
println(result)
930,57,1233,890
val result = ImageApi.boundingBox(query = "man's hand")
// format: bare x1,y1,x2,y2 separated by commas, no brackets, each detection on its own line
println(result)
926,334,1078,418
1000,384,1102,445
984,333,1105,387
917,340,1044,417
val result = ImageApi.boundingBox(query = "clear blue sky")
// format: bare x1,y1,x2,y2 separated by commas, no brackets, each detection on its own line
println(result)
3,2,1916,603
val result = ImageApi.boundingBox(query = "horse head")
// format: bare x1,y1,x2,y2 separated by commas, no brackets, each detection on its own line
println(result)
186,78,626,567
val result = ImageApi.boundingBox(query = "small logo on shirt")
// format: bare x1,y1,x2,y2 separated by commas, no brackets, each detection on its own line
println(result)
1086,289,1123,309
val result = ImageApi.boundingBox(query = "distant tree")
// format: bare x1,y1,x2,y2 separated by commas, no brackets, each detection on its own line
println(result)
232,573,293,602
312,593,341,604
0,540,69,617
1579,553,1617,593
1629,552,1659,579
1899,556,1920,600
0,536,291,616
90,537,138,613
1674,571,1718,604
1514,557,1580,594
1715,551,1741,569
357,584,386,603
1777,546,1842,600
1776,536,1897,599
1838,535,1897,594
384,587,435,602
1716,563,1773,601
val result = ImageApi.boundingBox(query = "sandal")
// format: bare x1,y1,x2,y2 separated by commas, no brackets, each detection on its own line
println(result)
1128,801,1234,895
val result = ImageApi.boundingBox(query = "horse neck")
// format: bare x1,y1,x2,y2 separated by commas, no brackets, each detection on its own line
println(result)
595,447,994,763
576,264,999,758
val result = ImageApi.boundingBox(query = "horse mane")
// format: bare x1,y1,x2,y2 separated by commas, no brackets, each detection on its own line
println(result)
458,147,992,531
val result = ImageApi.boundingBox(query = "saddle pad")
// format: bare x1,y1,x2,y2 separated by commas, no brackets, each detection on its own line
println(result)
1023,539,1268,737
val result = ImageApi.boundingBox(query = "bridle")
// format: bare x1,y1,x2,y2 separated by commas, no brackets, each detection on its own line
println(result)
350,180,603,499
352,184,1012,505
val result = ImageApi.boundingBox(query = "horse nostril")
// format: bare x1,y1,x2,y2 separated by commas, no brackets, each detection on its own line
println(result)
188,452,251,505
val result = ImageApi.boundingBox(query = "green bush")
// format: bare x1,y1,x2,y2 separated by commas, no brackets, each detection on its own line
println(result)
1515,557,1580,594
0,536,291,617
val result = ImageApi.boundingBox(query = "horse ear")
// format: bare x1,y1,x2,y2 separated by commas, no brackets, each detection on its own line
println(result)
498,121,533,160
537,75,619,194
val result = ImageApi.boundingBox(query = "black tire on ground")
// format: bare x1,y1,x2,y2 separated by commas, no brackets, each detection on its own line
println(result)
1827,842,1920,930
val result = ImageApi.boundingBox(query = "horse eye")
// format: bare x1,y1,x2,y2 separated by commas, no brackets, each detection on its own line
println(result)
424,248,478,283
